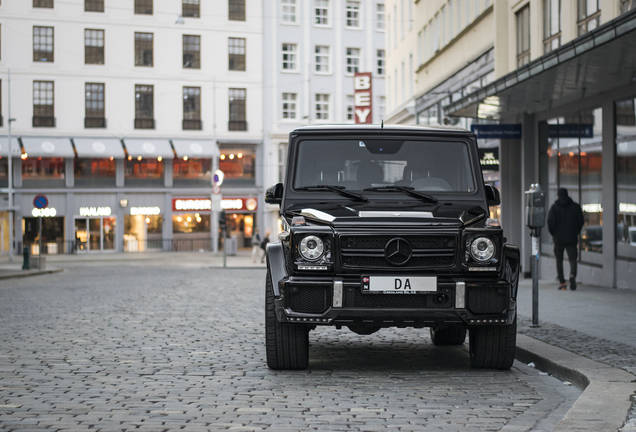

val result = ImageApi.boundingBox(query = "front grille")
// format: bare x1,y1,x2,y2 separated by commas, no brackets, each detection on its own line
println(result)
288,285,332,314
340,234,457,269
466,287,508,314
345,290,449,309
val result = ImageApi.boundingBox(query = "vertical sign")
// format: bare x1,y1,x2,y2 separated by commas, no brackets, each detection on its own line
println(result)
354,72,373,124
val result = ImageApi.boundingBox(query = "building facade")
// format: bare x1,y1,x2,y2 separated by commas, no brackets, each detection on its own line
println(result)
262,0,387,233
0,0,263,254
386,0,636,289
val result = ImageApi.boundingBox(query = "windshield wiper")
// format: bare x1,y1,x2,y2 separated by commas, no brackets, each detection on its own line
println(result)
363,185,438,203
296,185,368,202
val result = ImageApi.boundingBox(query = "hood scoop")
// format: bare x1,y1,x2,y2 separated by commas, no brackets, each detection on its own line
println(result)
358,211,434,218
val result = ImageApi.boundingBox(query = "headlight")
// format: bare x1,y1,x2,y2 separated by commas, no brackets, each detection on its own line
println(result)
299,235,324,261
470,237,495,261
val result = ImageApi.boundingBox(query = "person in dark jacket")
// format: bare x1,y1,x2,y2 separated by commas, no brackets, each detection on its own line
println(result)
547,188,585,290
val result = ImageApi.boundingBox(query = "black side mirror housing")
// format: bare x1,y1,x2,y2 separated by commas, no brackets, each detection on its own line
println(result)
485,184,501,206
265,183,284,205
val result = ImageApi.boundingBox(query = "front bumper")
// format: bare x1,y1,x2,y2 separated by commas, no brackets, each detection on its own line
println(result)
274,275,516,328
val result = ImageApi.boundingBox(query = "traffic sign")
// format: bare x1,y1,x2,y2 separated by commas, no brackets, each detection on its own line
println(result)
34,195,48,209
213,184,221,195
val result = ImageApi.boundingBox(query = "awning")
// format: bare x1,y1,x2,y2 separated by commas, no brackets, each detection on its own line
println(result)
171,139,219,158
0,137,21,157
20,137,75,158
123,138,174,159
73,138,125,158
446,10,636,119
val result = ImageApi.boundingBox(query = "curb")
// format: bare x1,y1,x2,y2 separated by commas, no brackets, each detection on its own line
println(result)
0,268,64,280
516,333,636,431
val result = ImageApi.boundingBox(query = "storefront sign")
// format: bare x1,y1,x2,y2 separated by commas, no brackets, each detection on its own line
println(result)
548,124,594,138
354,72,373,124
582,203,603,213
173,198,258,212
79,206,112,217
130,206,161,216
471,124,522,139
478,148,500,171
32,208,57,217
619,203,636,214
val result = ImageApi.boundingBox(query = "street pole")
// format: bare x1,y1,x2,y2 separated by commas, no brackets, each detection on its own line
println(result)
7,69,14,261
530,228,540,327
38,217,42,271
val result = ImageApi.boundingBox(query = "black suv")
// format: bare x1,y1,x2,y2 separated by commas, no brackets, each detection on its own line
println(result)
264,125,520,370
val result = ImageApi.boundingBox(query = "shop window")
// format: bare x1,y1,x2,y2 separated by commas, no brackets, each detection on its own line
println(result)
74,158,116,187
23,217,65,254
124,158,164,186
173,158,212,186
22,157,65,188
74,217,116,252
173,213,210,233
219,147,255,186
616,97,636,258
124,215,163,252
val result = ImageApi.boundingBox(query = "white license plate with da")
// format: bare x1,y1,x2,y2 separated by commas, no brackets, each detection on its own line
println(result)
361,276,438,294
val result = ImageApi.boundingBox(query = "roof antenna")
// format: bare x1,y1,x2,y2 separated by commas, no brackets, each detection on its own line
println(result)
381,119,384,129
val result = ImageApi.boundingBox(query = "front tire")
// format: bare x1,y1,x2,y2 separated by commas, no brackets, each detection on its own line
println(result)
469,314,517,370
430,325,467,345
265,270,309,370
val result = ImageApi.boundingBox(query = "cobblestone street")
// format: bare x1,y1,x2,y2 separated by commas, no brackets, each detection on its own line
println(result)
0,259,580,431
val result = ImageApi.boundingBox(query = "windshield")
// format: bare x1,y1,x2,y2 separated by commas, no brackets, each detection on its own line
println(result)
294,139,476,193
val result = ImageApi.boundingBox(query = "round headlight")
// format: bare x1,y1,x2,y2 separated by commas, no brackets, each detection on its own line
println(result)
470,237,495,261
299,235,324,261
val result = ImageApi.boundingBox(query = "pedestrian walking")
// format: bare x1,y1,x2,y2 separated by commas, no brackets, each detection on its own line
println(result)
252,229,262,263
260,230,270,263
547,187,584,291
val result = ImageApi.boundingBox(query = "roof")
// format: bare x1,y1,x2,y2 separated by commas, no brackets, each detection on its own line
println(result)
291,124,472,135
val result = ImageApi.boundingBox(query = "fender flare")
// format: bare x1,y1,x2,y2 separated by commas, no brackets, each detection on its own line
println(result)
501,244,521,300
266,242,287,298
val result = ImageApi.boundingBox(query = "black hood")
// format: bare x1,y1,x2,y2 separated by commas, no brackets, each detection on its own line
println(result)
556,196,573,207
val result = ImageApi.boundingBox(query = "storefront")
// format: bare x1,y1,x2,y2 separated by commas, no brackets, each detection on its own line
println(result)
20,193,67,254
73,197,117,253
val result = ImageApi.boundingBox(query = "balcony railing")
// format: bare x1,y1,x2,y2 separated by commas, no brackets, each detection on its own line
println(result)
228,120,247,131
134,118,155,129
33,116,56,127
183,119,202,130
85,117,107,128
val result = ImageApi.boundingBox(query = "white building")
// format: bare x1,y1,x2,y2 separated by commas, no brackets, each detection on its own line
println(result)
0,0,263,254
261,0,387,233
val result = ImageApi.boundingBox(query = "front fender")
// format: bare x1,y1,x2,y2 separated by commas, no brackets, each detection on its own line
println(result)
501,244,520,300
266,242,287,298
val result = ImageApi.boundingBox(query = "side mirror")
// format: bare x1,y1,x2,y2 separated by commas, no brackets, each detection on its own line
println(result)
265,183,284,205
485,185,501,206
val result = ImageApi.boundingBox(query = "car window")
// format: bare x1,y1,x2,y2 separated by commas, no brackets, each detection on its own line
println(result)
294,139,476,193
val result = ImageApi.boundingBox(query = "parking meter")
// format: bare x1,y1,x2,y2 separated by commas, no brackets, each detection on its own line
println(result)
525,184,546,229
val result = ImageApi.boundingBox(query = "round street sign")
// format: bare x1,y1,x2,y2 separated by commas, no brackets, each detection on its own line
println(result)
213,185,221,195
34,195,48,209
214,170,225,186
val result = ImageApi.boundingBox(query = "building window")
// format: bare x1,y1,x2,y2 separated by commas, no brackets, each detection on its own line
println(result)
135,32,153,67
577,0,600,36
173,158,212,185
346,48,360,74
219,146,255,184
85,83,105,128
33,81,55,127
346,95,354,122
315,45,330,73
182,0,200,17
229,0,245,20
346,1,361,28
315,94,330,120
516,4,530,68
376,3,385,30
229,88,247,131
282,0,297,23
85,0,104,12
183,86,202,130
229,37,246,71
33,26,54,63
74,159,116,186
134,0,153,14
282,92,297,119
278,143,287,183
183,35,201,69
33,0,53,8
616,97,636,258
315,0,329,25
22,158,65,180
544,0,561,53
125,159,164,182
134,85,154,129
621,0,636,14
377,49,385,75
85,29,104,65
282,43,297,71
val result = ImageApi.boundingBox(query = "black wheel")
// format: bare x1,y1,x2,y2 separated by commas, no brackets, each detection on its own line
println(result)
429,325,467,345
265,270,309,370
469,314,517,370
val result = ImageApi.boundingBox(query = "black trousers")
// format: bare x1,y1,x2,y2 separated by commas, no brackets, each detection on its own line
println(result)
554,243,578,283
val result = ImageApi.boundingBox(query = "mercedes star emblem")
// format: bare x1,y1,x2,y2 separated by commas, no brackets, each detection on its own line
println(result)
384,237,413,266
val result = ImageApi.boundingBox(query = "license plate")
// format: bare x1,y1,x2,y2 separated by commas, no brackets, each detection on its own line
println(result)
361,276,437,294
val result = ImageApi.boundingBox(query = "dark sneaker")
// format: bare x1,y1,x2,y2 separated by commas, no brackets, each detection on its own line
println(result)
559,282,567,290
570,275,577,291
